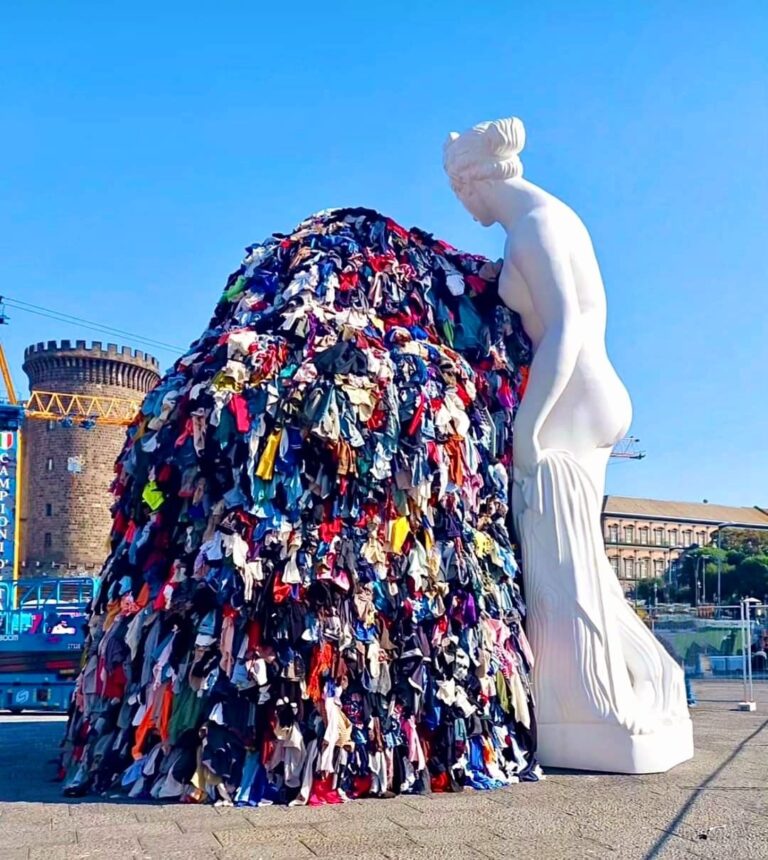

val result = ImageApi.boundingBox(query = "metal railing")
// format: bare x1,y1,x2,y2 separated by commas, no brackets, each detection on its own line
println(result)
0,577,95,613
605,537,675,548
649,601,767,694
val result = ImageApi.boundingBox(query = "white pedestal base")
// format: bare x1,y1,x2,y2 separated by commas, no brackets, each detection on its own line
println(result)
536,719,694,774
738,701,757,712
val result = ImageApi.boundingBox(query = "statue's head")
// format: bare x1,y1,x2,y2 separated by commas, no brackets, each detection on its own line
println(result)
443,117,526,226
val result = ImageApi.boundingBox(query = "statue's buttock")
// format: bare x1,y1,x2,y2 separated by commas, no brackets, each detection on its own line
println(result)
445,117,693,773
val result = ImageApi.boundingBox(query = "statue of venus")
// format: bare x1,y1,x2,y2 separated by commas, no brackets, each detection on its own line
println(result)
444,117,694,773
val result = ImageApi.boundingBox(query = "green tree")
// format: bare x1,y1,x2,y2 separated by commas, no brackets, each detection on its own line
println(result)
670,538,768,604
676,547,731,602
719,529,768,555
636,577,666,603
731,555,768,600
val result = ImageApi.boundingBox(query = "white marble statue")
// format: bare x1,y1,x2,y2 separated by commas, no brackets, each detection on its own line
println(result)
444,117,694,773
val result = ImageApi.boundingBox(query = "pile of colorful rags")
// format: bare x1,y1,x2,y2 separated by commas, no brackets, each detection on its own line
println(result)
61,207,540,806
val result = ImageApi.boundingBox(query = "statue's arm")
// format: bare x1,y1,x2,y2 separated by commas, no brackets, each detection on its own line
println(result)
507,216,583,467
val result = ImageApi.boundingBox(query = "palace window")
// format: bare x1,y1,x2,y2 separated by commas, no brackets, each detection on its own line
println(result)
624,558,635,579
624,525,635,544
607,524,619,543
653,528,666,546
654,559,665,577
639,527,649,545
639,558,649,579
669,529,679,547
683,529,693,545
609,556,619,574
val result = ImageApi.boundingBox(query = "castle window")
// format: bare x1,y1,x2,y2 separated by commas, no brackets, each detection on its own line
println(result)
46,457,54,472
45,503,53,517
46,420,56,431
44,532,52,549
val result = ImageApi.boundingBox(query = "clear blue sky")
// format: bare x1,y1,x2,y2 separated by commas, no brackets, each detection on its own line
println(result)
1,2,766,506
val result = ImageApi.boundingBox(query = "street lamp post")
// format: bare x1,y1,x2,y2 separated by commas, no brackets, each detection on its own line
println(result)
634,563,639,610
717,528,723,607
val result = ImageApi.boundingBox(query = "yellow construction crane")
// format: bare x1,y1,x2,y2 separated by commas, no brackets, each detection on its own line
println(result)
0,343,17,407
0,333,24,583
25,390,141,427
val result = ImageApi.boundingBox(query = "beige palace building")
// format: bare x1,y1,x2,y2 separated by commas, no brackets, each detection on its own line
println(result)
601,496,768,593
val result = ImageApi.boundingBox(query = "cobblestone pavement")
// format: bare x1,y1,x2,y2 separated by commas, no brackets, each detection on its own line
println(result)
0,681,766,860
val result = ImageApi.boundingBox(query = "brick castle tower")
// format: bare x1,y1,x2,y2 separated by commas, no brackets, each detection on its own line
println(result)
21,340,160,571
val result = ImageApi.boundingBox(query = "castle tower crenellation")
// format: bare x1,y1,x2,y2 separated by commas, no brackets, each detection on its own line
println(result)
21,341,161,571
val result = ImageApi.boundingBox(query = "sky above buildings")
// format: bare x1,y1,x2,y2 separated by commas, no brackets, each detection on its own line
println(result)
1,2,766,506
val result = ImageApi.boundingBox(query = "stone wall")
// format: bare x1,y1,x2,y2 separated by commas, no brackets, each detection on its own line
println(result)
21,340,161,571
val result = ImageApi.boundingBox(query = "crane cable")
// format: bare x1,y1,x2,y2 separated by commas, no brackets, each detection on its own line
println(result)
2,296,185,354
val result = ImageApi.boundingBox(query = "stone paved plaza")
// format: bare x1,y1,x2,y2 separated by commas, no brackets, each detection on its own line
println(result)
0,681,765,860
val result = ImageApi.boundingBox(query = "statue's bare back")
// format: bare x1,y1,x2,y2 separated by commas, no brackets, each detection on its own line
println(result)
444,116,693,773
499,200,632,482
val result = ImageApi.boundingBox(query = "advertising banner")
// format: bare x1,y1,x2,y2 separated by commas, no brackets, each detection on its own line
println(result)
0,427,19,577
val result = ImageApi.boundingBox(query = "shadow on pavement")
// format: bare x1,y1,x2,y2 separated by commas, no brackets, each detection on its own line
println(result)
643,716,768,859
0,714,97,805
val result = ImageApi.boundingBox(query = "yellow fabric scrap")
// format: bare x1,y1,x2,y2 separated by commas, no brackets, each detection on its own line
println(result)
473,530,493,558
255,430,281,481
391,516,410,553
422,527,434,551
211,369,239,392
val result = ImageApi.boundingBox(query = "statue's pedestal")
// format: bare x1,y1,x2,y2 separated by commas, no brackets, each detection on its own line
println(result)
537,719,694,774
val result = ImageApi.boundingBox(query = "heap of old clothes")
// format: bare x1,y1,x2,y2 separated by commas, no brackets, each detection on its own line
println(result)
61,207,540,805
